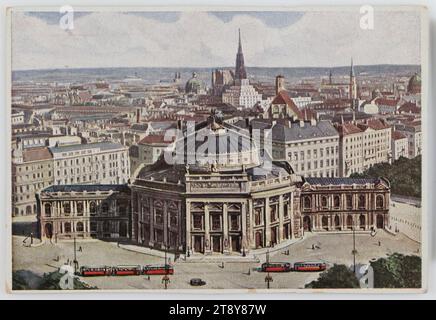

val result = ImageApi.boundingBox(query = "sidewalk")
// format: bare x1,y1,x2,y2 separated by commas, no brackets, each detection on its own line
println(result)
116,243,176,261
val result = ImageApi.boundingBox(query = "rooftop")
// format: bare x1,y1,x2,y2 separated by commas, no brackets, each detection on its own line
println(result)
304,177,382,186
49,142,126,153
42,184,130,193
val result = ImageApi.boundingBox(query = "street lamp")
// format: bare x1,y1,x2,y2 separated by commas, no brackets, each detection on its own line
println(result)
73,235,79,275
351,227,357,273
265,244,273,289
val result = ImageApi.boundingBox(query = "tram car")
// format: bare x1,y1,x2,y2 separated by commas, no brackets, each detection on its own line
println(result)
79,266,112,277
143,264,174,275
260,262,292,272
292,261,327,272
112,265,142,276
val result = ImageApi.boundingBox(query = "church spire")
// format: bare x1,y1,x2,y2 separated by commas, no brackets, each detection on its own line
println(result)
235,28,247,80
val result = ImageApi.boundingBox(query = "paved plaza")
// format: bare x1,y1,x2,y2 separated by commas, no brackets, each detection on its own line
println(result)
12,226,420,290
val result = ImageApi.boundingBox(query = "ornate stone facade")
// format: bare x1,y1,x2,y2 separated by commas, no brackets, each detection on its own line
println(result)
300,177,390,232
37,185,131,241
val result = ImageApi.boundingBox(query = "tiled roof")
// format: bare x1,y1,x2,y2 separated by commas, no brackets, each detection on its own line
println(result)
357,119,390,131
22,147,52,162
271,120,339,142
336,123,362,136
392,131,407,140
42,184,130,193
50,142,126,153
398,102,420,114
271,91,304,119
374,98,400,106
139,135,175,145
305,177,381,186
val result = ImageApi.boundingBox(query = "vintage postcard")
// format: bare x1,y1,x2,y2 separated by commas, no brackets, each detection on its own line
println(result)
7,6,428,292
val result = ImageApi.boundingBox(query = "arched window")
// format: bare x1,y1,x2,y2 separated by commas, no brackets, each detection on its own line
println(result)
359,215,366,229
76,222,84,232
89,201,96,215
64,222,71,233
254,209,262,225
346,195,353,209
358,195,366,209
321,196,328,208
304,196,311,209
44,203,51,217
334,195,340,208
76,202,84,216
322,216,329,230
376,195,384,209
347,215,353,229
26,205,32,215
63,202,71,215
334,215,340,229
102,202,109,214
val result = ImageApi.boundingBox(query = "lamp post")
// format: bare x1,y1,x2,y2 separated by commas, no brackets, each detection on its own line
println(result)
265,244,273,289
352,227,357,273
73,235,79,275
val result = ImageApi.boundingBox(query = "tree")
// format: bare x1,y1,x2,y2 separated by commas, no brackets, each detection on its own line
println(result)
350,155,421,198
305,264,360,289
370,253,421,288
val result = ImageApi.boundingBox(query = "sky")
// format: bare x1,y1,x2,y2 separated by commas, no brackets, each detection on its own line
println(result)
11,9,423,70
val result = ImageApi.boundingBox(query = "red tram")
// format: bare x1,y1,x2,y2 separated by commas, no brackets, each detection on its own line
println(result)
80,266,112,277
112,265,142,276
143,264,174,275
260,262,292,273
292,261,327,272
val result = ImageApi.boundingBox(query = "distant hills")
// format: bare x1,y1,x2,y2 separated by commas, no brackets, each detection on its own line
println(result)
12,65,421,85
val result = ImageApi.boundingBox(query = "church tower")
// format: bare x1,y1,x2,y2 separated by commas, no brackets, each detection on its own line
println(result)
349,58,358,109
349,57,358,100
235,29,247,80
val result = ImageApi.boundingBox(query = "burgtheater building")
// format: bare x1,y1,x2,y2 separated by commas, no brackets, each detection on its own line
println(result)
131,113,304,254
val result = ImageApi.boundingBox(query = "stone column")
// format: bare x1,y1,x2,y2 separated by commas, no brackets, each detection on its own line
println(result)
149,198,154,247
186,200,191,255
163,201,168,250
278,195,284,242
265,197,271,246
241,202,247,252
289,192,294,238
178,201,183,251
223,203,229,254
248,199,255,249
204,203,211,254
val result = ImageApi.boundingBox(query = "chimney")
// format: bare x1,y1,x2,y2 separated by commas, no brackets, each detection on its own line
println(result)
275,75,285,95
311,118,317,126
299,120,304,128
272,120,277,127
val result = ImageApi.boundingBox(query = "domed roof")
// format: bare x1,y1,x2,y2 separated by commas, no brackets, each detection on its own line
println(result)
185,72,203,94
407,72,421,93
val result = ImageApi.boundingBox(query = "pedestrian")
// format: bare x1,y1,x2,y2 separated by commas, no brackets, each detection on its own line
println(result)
378,241,381,247
147,275,150,281
221,262,225,269
78,246,82,252
311,244,315,250
247,268,251,276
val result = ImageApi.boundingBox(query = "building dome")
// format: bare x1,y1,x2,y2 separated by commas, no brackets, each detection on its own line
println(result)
185,72,203,94
407,73,421,94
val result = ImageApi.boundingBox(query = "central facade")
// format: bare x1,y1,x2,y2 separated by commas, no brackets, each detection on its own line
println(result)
131,113,303,255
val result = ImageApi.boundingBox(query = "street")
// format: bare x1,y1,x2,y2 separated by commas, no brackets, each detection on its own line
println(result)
12,229,420,290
